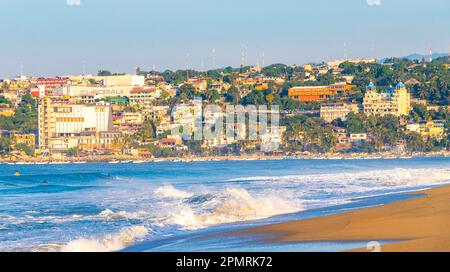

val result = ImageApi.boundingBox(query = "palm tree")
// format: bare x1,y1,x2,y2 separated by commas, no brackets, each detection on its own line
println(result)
114,135,133,155
416,84,427,99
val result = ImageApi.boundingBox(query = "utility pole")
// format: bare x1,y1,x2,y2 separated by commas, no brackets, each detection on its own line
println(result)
186,52,190,80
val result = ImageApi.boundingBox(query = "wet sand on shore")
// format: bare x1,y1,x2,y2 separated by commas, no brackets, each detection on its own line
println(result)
235,185,450,252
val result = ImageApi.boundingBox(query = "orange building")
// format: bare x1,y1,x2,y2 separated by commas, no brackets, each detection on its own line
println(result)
288,82,356,102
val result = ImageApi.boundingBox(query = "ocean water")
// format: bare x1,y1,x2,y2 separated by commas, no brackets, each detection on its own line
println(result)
0,158,449,252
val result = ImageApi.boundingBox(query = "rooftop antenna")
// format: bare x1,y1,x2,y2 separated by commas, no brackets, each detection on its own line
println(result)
262,47,265,66
241,45,245,67
20,61,24,78
245,46,249,66
370,42,375,60
344,43,348,60
82,58,86,76
185,52,190,79
212,48,216,70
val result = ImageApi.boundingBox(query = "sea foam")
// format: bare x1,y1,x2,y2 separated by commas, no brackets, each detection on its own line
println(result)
60,226,149,252
225,167,450,191
154,184,193,198
163,187,302,230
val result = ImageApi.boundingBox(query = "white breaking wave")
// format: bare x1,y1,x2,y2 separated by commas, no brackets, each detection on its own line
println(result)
225,167,450,190
98,209,149,221
1,209,150,227
60,226,149,252
31,185,299,241
154,184,193,198
164,188,302,230
221,167,450,210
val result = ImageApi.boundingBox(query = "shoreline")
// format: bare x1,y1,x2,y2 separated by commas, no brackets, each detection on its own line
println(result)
1,151,450,164
232,185,450,252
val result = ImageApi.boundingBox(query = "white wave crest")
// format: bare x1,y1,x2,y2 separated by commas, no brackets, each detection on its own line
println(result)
98,209,149,221
154,184,193,198
225,167,450,189
60,226,149,252
166,188,302,230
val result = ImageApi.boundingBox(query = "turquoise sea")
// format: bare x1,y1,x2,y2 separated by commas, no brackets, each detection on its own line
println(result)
0,158,449,252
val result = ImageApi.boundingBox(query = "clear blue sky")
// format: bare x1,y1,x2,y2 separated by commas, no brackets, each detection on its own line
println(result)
0,0,449,78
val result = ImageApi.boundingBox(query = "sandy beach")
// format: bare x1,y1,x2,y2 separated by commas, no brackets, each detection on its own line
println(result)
235,185,450,252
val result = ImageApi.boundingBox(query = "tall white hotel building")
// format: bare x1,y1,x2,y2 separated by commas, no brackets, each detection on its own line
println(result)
38,97,114,152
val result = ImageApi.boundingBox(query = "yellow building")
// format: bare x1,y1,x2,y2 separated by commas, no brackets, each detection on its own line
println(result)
129,88,160,107
289,82,356,102
38,97,114,152
0,107,15,117
303,64,312,71
363,82,411,116
187,78,208,92
1,91,21,105
407,121,446,140
254,83,269,91
9,80,31,90
10,132,36,149
76,131,122,152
